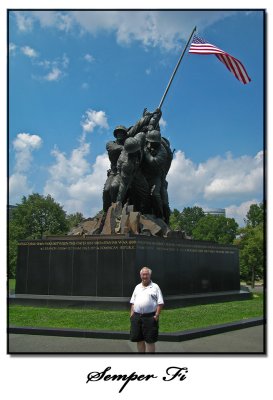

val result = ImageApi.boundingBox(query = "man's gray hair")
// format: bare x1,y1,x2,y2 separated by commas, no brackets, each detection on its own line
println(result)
140,267,152,275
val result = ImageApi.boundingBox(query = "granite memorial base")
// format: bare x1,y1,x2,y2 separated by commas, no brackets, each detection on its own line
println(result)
13,235,251,309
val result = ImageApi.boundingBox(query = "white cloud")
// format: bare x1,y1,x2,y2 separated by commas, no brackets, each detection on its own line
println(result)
17,10,237,51
31,10,57,27
226,200,260,226
44,67,62,81
84,53,95,63
44,145,109,216
14,12,33,32
168,150,263,212
72,10,237,50
31,11,73,32
9,173,33,204
13,133,43,172
9,126,263,225
9,133,43,205
21,45,38,58
159,117,167,130
15,43,68,82
9,42,16,54
203,152,263,200
61,53,69,68
49,142,90,183
72,10,119,35
145,68,151,75
43,109,110,216
43,140,263,222
58,13,73,32
81,109,109,133
34,54,69,82
13,133,42,151
67,153,108,203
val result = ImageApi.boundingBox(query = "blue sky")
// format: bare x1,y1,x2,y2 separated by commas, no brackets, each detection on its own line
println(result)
8,10,264,225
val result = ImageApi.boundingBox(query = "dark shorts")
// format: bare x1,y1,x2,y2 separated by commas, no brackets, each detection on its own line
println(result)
130,312,159,343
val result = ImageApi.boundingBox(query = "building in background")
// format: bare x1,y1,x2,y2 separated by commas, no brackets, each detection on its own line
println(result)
204,208,226,217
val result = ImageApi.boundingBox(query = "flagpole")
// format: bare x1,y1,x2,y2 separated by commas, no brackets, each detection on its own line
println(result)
158,26,197,109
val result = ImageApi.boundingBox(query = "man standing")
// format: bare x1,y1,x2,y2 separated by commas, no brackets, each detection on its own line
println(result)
130,267,164,353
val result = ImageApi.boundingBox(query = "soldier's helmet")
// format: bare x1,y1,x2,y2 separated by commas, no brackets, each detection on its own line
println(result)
124,137,141,153
113,125,127,138
146,130,161,143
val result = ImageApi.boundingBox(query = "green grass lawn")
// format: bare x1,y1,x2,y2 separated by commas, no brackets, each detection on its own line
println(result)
9,279,16,291
9,293,263,332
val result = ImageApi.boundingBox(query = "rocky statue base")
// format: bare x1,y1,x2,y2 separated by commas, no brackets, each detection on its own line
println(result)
13,232,251,309
68,202,186,238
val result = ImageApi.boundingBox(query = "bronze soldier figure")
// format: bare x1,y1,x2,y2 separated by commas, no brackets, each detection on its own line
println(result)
102,125,127,212
115,133,151,214
141,130,169,221
103,107,173,224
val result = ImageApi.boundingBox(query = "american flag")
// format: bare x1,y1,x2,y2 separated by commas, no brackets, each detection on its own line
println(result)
189,35,251,85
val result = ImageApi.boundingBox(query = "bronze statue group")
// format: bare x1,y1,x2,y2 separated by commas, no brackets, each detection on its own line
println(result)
103,108,173,224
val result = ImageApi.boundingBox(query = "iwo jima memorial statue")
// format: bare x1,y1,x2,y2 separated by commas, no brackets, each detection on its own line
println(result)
14,28,250,308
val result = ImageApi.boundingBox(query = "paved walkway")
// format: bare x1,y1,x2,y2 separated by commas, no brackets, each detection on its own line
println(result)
8,325,264,353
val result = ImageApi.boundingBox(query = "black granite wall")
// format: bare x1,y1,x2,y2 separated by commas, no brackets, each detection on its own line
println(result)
15,236,240,297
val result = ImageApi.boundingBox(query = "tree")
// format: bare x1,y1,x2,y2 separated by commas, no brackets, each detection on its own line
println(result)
236,202,264,287
236,224,264,288
10,193,69,239
169,208,182,230
8,227,21,279
169,206,206,236
9,193,69,278
179,206,205,237
66,212,84,230
192,215,238,244
244,202,264,227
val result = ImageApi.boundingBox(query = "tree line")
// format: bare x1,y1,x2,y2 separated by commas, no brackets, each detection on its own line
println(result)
8,193,84,278
169,204,264,287
8,193,264,287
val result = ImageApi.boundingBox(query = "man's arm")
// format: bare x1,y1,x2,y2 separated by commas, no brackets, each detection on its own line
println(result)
154,304,163,321
127,108,162,137
130,304,135,317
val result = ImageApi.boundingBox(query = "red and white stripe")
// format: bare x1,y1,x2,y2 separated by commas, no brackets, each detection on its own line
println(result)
189,40,251,85
216,53,251,85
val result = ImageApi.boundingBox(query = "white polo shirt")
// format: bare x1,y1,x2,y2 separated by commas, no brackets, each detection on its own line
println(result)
130,281,164,314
